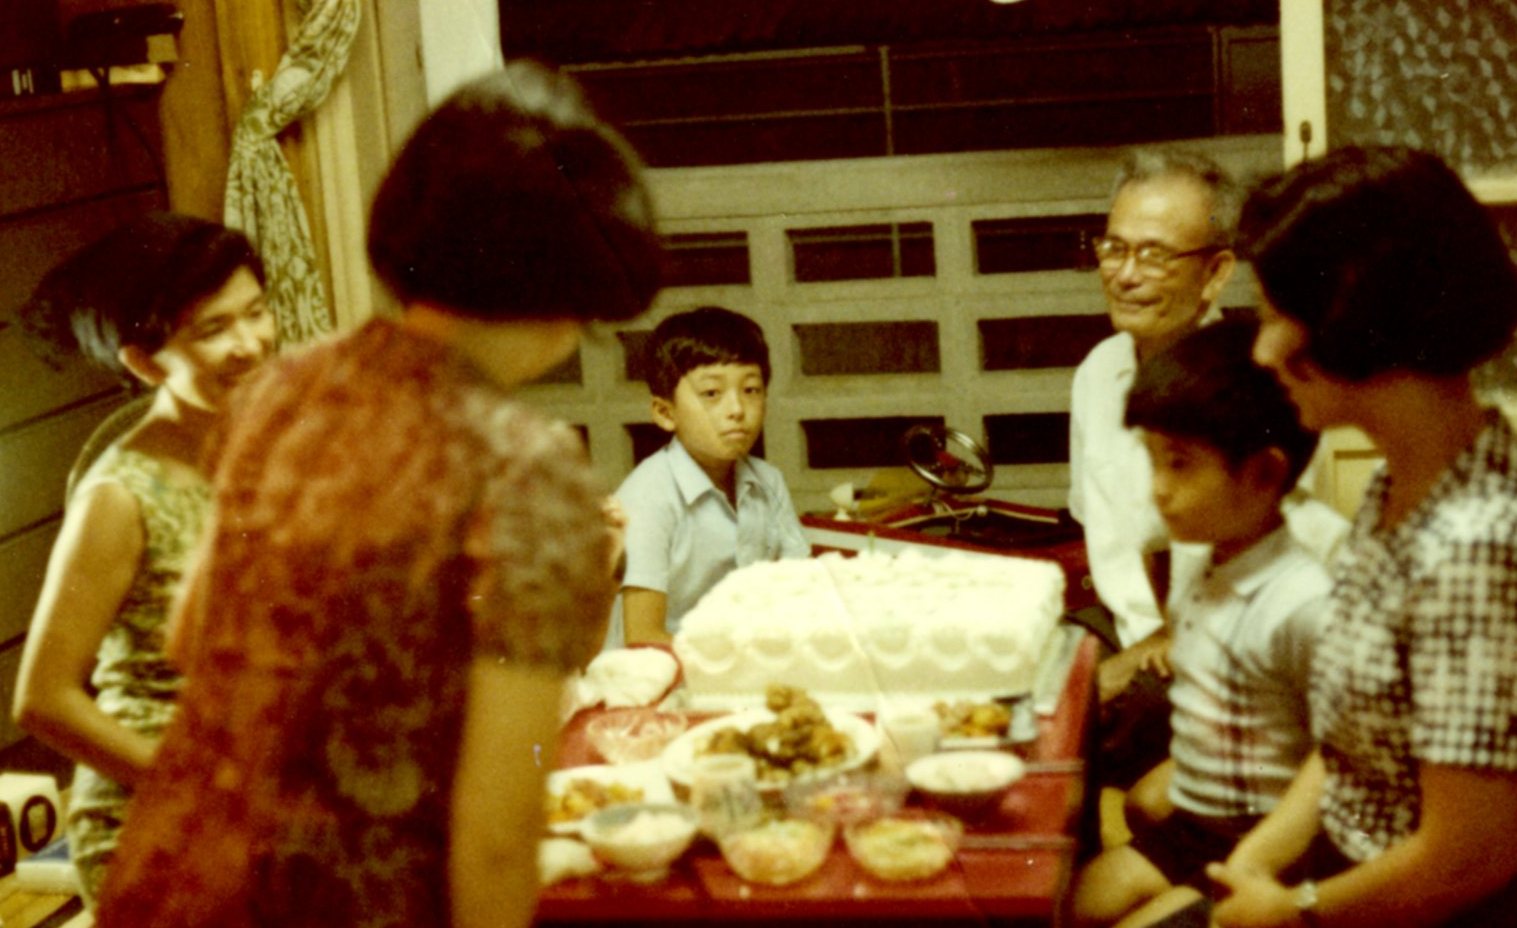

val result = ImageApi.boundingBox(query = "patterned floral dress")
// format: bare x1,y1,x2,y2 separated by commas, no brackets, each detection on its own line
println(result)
94,319,614,927
65,448,209,905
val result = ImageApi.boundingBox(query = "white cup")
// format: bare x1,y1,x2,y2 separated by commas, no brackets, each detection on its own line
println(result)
878,706,941,767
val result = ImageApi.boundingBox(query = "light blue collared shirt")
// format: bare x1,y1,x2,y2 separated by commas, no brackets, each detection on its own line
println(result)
608,437,809,645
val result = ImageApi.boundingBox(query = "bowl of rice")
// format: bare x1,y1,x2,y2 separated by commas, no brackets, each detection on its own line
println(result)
580,802,699,881
905,750,1024,820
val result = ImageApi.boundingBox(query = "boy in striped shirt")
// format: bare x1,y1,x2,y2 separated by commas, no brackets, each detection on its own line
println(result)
1070,316,1330,928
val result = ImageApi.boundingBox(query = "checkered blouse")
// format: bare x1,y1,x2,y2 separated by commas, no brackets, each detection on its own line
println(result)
1313,410,1517,861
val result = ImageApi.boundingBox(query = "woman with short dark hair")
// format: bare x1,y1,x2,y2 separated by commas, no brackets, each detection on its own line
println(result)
95,62,661,928
1207,146,1517,927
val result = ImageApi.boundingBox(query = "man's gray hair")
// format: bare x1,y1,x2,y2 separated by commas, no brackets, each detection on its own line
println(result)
1112,147,1243,246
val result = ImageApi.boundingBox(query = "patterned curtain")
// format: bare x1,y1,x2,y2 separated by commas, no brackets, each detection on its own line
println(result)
223,0,361,347
1325,0,1517,396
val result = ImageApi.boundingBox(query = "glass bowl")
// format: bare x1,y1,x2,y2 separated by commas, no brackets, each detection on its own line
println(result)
904,750,1024,820
717,817,835,886
586,707,689,765
784,769,909,828
844,809,963,882
579,802,699,882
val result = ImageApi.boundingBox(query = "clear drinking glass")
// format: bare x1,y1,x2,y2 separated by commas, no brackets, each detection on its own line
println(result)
688,753,764,840
878,705,941,768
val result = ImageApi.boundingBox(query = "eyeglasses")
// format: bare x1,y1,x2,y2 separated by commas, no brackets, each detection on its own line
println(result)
1092,236,1223,275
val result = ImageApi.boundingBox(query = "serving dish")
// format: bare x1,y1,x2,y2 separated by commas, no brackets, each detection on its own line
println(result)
905,750,1025,820
581,802,700,882
661,708,879,792
544,761,676,835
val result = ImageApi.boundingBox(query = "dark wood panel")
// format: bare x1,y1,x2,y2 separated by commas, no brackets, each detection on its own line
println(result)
0,89,164,216
979,315,1113,371
892,96,1217,155
983,412,1070,465
973,214,1105,275
663,232,751,288
801,415,944,469
618,330,653,383
0,395,127,538
890,33,1216,105
576,53,882,123
622,111,886,168
0,324,121,431
501,1,1278,64
531,348,583,385
790,222,935,283
794,321,940,375
0,188,165,324
0,527,57,643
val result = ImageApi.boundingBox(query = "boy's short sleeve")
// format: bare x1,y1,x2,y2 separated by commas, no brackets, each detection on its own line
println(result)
769,473,811,560
616,457,676,594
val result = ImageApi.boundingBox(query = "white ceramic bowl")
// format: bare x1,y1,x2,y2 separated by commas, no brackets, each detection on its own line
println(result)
905,750,1024,820
579,802,699,881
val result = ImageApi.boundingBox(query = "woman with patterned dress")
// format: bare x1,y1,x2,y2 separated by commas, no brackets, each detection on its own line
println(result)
1205,148,1517,926
94,62,662,928
13,214,277,905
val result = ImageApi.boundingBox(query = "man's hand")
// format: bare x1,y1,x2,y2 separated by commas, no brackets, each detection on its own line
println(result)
1098,631,1172,704
1137,635,1173,678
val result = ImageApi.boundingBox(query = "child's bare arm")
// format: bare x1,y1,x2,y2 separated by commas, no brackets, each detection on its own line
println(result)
622,588,671,645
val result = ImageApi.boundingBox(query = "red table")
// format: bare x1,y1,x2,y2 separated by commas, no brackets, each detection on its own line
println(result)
538,634,1096,927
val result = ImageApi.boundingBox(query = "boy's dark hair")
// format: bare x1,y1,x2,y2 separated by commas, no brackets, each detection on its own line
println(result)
1125,315,1318,490
19,211,264,383
646,306,770,399
368,60,661,323
1240,145,1517,382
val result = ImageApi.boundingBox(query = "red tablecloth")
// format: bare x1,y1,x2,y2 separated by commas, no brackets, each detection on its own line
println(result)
537,634,1097,926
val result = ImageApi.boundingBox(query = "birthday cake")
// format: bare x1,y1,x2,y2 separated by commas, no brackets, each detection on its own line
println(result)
673,550,1064,710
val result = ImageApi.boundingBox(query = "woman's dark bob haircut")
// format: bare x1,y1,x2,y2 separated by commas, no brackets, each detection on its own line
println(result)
367,61,661,323
1240,145,1517,382
20,212,264,381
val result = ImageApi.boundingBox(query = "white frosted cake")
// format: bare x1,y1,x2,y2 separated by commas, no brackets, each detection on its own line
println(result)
673,550,1064,710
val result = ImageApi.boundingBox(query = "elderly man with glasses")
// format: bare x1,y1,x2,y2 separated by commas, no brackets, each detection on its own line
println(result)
1073,148,1241,660
1069,149,1346,832
1069,148,1242,808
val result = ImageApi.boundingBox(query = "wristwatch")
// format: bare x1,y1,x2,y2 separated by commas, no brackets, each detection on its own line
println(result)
1294,879,1322,927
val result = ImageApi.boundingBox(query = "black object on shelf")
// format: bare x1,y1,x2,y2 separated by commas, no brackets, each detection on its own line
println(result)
62,3,184,69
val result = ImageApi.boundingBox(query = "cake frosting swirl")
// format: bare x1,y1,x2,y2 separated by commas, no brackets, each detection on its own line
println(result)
673,550,1064,709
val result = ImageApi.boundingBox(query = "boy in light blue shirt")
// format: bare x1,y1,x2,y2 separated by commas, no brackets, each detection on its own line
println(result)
614,306,809,646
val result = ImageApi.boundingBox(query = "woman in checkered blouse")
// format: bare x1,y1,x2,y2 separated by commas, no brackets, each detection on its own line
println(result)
1205,147,1517,927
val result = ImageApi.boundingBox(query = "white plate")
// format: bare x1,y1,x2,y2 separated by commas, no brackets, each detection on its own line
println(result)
938,734,1004,751
544,761,675,835
661,708,880,792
